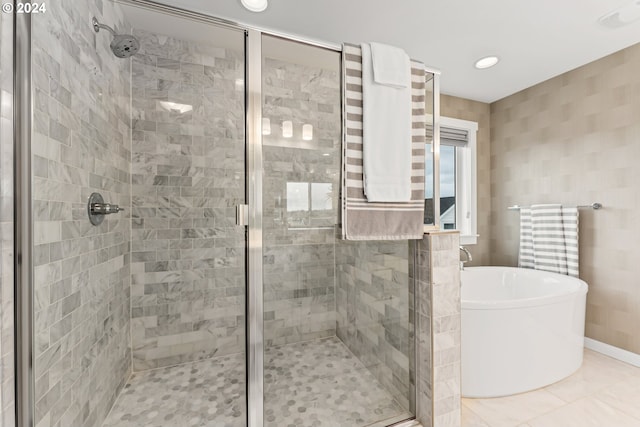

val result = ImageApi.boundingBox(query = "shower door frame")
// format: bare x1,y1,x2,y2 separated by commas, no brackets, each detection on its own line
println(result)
14,4,34,427
12,1,439,426
245,28,264,427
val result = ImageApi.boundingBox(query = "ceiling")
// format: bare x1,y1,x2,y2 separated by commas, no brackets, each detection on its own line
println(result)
142,0,640,103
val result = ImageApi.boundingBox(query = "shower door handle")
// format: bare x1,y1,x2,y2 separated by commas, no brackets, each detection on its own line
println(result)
236,204,249,226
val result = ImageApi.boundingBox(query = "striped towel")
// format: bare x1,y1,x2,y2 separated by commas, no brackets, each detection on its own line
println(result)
518,204,579,277
340,43,426,240
518,208,534,270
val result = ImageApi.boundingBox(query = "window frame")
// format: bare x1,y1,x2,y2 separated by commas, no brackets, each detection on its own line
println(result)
426,116,478,244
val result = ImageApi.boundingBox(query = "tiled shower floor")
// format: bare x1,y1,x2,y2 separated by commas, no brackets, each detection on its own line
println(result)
103,337,410,427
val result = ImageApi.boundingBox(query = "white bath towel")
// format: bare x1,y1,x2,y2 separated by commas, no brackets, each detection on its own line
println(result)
361,42,412,202
370,42,411,88
341,43,426,240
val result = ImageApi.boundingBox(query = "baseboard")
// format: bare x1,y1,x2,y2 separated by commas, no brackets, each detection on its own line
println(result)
584,337,640,368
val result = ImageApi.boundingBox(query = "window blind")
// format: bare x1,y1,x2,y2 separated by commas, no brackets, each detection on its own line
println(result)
426,125,469,148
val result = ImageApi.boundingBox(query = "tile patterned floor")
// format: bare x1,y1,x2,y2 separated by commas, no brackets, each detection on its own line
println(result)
462,349,640,427
102,352,246,427
103,337,410,427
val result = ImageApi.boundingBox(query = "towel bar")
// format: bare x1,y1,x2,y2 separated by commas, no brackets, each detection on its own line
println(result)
507,203,602,211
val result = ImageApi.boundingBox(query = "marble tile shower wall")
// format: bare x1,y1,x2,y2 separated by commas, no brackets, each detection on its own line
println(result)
262,58,341,346
31,1,132,426
417,232,461,427
0,10,14,427
335,240,413,412
130,30,246,370
414,239,432,427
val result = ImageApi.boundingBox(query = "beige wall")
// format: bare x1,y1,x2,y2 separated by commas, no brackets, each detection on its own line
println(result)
441,95,491,266
490,42,640,353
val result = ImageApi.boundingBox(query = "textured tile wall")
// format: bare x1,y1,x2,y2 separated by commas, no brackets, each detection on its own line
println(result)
129,30,246,370
414,237,431,427
490,42,640,354
31,1,132,426
335,240,414,412
0,10,14,427
441,95,491,266
415,231,461,427
262,56,341,346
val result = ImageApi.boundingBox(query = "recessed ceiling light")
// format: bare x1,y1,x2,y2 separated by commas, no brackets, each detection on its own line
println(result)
474,56,499,70
241,0,268,12
598,0,640,29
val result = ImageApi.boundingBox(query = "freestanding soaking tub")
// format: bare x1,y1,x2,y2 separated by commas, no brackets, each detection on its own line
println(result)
461,266,588,398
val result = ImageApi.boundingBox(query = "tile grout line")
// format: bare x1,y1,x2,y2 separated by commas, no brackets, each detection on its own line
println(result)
101,368,135,427
129,350,245,376
102,351,245,425
463,348,640,427
519,371,639,425
587,377,640,423
522,392,633,427
106,336,410,426
461,401,492,427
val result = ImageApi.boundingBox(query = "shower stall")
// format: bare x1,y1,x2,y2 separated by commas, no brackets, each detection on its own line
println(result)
3,1,439,426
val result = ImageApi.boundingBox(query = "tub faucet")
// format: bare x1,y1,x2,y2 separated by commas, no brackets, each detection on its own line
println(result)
460,246,472,270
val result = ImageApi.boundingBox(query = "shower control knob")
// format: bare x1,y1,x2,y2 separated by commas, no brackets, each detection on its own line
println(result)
88,192,124,226
91,203,124,215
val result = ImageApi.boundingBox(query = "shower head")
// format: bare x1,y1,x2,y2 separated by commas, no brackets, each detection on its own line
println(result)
109,34,140,58
92,17,140,58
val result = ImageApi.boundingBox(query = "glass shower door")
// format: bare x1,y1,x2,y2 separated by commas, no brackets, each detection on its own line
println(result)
22,1,420,425
260,35,415,427
121,12,248,427
30,2,248,425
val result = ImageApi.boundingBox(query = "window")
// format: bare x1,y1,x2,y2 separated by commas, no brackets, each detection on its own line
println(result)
425,117,478,245
286,182,333,228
